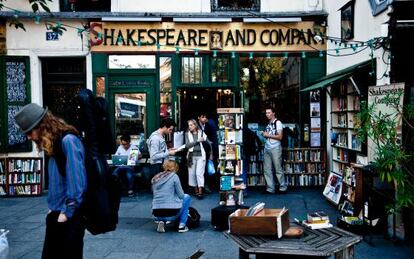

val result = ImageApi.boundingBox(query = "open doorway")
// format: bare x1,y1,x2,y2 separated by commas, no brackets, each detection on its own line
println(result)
176,88,241,130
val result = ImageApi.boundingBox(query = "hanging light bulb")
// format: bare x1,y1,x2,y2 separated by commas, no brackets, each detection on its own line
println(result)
351,44,357,51
301,51,306,59
213,50,217,58
156,43,161,51
231,51,236,58
97,32,102,40
283,52,288,59
34,16,41,25
249,52,253,60
319,51,324,58
77,28,84,36
335,48,340,55
194,48,199,56
175,47,180,54
117,36,124,44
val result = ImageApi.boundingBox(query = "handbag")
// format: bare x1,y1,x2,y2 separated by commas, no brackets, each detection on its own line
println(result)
207,159,216,175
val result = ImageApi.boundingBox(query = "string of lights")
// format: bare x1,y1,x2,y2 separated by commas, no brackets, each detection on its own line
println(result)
0,2,388,62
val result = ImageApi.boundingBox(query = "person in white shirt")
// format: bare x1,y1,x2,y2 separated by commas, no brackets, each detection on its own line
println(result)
113,134,141,197
261,107,287,193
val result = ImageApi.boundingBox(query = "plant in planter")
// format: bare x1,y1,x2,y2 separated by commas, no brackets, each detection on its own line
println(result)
358,89,414,239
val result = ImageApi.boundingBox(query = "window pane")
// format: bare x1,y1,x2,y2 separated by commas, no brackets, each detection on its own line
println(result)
108,55,156,69
212,57,230,83
160,57,172,120
181,57,202,84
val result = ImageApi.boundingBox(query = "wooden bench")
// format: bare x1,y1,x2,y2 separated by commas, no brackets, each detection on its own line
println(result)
224,223,362,259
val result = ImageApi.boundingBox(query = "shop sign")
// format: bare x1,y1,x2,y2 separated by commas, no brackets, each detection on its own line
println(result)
0,22,6,54
90,22,326,52
367,83,405,160
109,79,152,87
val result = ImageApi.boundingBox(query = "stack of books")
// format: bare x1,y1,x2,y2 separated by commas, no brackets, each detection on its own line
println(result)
299,211,333,229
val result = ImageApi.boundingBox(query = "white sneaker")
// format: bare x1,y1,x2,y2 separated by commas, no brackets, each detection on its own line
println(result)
178,226,189,233
157,221,165,233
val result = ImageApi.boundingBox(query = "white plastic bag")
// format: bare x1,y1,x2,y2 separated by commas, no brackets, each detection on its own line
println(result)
0,229,9,259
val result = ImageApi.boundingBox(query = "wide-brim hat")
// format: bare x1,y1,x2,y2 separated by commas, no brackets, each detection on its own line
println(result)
14,103,48,133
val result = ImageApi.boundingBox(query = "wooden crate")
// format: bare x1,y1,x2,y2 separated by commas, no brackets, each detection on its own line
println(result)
229,208,290,237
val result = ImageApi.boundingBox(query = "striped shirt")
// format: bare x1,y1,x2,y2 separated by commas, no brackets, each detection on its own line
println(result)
47,134,87,218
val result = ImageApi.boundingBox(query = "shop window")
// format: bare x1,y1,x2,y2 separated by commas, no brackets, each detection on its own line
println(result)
95,76,106,98
108,55,156,69
0,56,32,152
211,0,259,11
341,1,354,40
60,0,110,12
212,56,231,84
181,56,203,84
160,57,172,119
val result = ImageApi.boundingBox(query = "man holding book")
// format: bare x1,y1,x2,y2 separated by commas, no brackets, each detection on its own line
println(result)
262,107,287,194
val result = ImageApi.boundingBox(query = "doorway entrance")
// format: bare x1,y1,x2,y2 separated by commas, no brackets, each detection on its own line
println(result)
176,88,241,129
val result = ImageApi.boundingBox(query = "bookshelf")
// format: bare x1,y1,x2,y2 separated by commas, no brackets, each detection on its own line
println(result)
330,80,364,178
283,148,326,187
0,157,43,197
339,163,363,217
217,108,244,206
0,158,6,196
246,149,265,187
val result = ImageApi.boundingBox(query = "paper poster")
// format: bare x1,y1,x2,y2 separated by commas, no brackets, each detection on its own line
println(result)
310,118,321,132
310,102,320,117
173,131,184,149
323,172,343,205
310,132,321,147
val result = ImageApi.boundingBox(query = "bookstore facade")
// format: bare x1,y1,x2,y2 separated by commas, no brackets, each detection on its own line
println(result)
0,18,328,196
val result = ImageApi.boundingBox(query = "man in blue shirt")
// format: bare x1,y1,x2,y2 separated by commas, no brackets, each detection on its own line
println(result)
15,103,87,259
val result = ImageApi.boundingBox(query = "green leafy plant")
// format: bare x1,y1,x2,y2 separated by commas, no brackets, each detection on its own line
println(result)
358,91,414,209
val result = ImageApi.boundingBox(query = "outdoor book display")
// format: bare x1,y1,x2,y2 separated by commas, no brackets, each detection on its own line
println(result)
0,157,43,196
326,79,366,213
217,108,245,206
283,148,326,186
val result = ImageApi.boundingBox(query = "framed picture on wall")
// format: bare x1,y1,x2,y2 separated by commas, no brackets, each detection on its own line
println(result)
341,1,354,40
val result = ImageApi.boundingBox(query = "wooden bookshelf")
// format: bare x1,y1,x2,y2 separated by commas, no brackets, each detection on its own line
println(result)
283,148,326,187
217,108,244,206
247,147,326,187
0,157,43,197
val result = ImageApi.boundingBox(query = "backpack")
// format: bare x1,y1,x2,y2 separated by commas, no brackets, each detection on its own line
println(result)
273,120,295,148
54,88,121,235
187,207,201,229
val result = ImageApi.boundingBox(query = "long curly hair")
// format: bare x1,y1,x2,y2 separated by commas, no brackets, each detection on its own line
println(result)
33,112,79,156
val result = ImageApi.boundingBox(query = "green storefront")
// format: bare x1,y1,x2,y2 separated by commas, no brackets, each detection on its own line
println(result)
89,21,326,145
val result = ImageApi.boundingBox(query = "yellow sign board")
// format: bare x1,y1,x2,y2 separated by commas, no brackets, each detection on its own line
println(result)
90,22,325,52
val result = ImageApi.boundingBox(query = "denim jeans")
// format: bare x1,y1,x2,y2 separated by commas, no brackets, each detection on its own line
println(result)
153,194,191,226
112,166,135,191
263,146,286,193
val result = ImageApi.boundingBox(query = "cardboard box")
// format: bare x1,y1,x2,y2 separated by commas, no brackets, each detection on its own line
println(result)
229,208,290,237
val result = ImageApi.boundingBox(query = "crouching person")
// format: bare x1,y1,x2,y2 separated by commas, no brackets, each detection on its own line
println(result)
152,160,191,233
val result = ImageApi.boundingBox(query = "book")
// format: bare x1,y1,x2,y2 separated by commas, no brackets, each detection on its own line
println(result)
307,210,329,223
302,220,333,229
245,202,265,216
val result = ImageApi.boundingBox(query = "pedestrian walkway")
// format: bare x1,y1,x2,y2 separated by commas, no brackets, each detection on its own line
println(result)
1,188,413,258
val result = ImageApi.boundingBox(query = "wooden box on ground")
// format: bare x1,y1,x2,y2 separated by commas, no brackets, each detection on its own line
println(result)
229,208,289,236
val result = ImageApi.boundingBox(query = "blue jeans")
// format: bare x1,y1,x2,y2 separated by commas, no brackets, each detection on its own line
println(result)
153,194,191,226
112,166,135,191
263,146,286,192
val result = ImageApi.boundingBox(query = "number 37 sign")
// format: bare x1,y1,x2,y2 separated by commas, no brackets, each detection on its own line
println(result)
46,32,59,41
